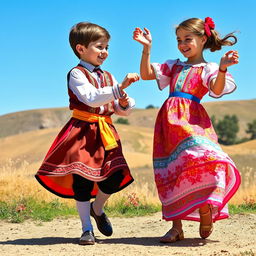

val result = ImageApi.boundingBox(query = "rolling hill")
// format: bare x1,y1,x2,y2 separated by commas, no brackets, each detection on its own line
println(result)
0,99,255,178
0,120,255,176
0,124,154,168
0,99,256,139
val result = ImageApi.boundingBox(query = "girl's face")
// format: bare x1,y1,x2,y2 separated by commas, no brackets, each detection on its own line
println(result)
76,37,109,66
176,28,206,62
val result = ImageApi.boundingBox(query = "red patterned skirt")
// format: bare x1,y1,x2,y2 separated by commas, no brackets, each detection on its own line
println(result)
35,118,133,198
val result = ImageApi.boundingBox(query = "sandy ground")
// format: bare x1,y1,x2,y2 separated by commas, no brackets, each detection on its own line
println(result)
0,212,255,256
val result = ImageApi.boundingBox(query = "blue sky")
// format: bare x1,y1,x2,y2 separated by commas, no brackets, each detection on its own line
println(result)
0,0,255,115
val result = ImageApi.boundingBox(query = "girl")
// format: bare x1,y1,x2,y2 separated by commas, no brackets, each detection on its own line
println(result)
133,17,241,242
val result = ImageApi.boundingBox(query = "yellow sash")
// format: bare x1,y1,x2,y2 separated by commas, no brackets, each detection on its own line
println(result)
72,109,118,151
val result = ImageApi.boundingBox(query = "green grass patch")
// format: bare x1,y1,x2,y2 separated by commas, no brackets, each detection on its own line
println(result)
0,195,161,223
229,203,256,214
1,196,256,223
0,198,77,223
105,195,161,217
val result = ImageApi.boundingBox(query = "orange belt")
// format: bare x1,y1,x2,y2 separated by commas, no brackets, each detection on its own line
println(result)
72,109,118,151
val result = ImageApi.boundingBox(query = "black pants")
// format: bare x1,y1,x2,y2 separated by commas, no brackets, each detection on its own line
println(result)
72,171,125,201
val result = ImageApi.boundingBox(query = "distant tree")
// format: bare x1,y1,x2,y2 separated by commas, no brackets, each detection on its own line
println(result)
215,115,239,145
115,118,129,125
246,119,256,140
211,115,217,130
145,104,155,109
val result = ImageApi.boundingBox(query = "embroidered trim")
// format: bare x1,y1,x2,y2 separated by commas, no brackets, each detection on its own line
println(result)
39,157,127,178
175,65,191,91
153,136,222,169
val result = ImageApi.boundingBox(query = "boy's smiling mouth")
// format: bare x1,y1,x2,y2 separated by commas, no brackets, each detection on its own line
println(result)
182,48,190,53
98,56,106,62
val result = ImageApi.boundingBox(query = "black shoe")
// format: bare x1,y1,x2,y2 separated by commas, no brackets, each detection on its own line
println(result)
79,230,95,245
90,202,113,236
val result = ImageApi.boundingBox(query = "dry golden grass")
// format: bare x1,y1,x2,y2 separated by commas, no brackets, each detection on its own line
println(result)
0,159,68,205
124,152,152,168
222,140,256,155
0,125,156,207
230,166,256,204
230,185,256,205
0,159,159,208
1,157,255,208
0,123,255,208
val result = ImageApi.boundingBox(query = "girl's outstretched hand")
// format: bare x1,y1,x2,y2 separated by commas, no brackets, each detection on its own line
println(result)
120,73,140,90
219,50,239,70
133,27,152,46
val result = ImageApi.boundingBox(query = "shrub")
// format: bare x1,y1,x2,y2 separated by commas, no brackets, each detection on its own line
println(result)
212,114,239,145
145,104,155,109
246,119,256,140
115,118,129,125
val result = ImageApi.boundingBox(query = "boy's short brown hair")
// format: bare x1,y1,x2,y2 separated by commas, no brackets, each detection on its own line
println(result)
69,22,111,58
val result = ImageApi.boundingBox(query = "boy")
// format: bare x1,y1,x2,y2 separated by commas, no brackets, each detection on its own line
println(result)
35,22,139,245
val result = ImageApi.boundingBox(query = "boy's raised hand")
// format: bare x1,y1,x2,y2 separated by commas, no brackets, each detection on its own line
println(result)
133,27,152,46
119,92,129,108
120,73,140,90
219,50,239,70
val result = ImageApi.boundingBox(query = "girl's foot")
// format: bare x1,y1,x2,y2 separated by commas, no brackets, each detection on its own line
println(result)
199,204,213,239
160,228,184,243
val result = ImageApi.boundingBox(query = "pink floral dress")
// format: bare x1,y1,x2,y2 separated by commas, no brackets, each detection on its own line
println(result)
151,59,241,222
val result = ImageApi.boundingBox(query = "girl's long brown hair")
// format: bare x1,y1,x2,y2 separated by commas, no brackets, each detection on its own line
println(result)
176,18,237,52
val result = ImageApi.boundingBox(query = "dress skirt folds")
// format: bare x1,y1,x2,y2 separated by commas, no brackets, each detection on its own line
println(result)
151,59,241,222
35,117,133,198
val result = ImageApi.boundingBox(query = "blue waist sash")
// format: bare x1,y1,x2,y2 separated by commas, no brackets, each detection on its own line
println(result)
169,92,201,103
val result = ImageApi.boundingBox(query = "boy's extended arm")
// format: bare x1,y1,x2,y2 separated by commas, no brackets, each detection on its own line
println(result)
69,68,124,108
113,96,135,116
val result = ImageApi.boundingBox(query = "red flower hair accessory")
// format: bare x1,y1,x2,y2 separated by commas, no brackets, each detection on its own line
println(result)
204,17,215,37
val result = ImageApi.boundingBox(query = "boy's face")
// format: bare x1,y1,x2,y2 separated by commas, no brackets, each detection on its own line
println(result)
76,37,109,66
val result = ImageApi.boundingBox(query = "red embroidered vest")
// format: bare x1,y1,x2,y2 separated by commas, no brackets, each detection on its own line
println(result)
67,65,115,115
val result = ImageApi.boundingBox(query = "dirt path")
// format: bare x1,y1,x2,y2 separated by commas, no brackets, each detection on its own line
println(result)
0,212,255,256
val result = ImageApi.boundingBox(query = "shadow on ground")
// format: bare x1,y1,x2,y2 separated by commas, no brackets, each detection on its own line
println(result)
0,236,219,247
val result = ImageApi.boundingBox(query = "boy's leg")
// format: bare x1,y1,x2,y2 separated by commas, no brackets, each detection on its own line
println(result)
76,200,93,233
91,171,125,236
72,174,95,245
90,189,112,237
92,189,110,216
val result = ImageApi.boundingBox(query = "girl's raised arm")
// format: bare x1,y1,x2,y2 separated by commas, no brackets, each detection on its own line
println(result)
210,50,239,95
133,27,156,80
